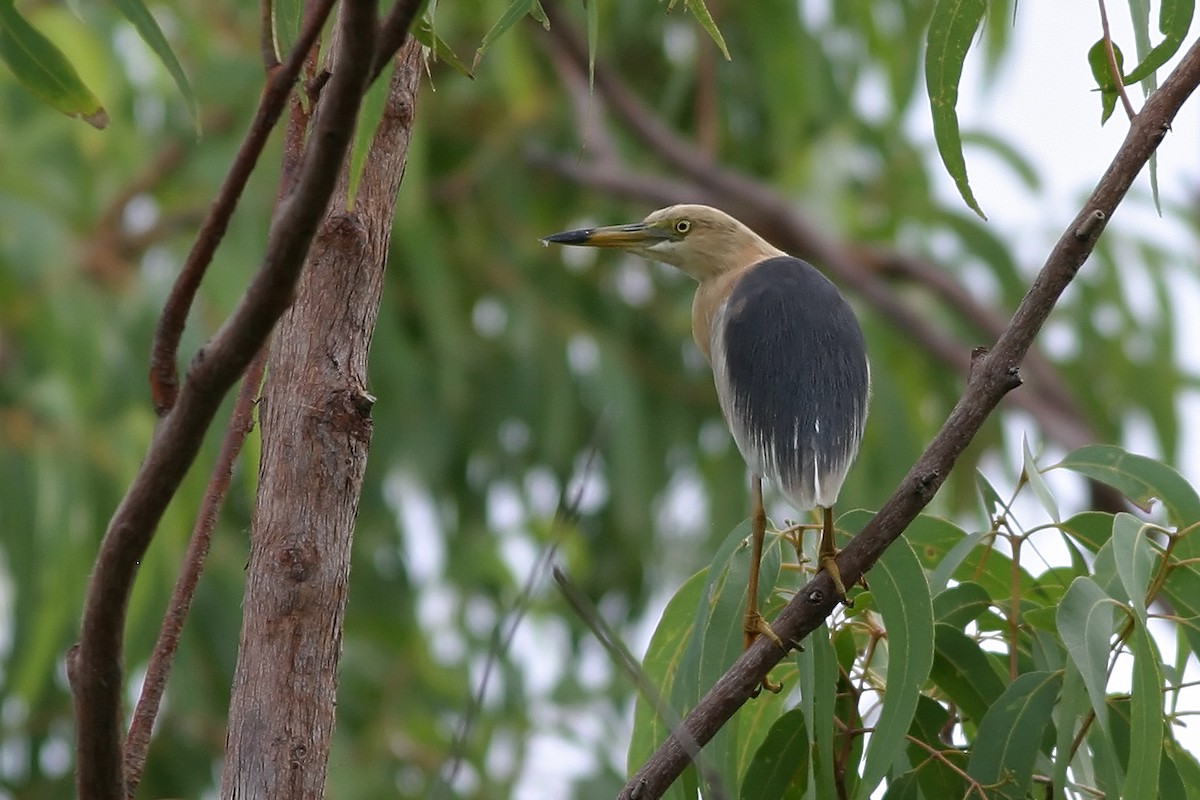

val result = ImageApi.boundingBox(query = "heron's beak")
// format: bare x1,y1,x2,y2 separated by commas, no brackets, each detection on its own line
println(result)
542,222,670,248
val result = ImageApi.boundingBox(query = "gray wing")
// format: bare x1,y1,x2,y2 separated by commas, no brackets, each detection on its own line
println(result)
710,257,870,510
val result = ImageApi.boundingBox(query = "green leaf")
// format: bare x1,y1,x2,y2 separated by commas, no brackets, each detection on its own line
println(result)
739,709,808,800
1124,619,1164,799
1060,511,1117,553
924,0,987,218
1022,435,1059,522
1123,0,1194,84
798,626,839,799
627,568,706,799
1111,512,1157,620
475,0,540,69
411,17,473,78
905,696,968,798
933,581,991,627
854,538,934,800
1164,736,1200,800
110,0,198,131
1052,663,1088,799
0,3,107,128
346,58,397,209
965,671,1063,796
1057,577,1116,732
1052,445,1200,527
271,0,303,58
929,623,1005,727
1088,38,1124,124
681,0,730,60
674,520,781,796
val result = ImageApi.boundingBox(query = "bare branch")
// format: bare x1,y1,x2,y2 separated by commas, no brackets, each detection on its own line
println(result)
370,0,425,85
617,36,1200,799
70,2,379,797
122,347,266,799
148,0,337,414
1098,0,1137,120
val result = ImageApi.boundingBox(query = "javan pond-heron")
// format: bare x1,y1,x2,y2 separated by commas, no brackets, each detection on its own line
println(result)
544,204,870,664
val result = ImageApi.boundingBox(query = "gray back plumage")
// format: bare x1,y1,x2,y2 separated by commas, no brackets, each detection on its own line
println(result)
710,257,870,510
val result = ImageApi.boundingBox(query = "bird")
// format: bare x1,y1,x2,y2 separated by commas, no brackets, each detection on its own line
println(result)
543,204,869,676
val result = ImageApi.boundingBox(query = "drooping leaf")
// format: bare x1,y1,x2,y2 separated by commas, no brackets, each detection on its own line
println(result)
965,671,1062,796
853,538,934,800
1057,577,1117,733
1123,0,1194,84
475,0,541,69
0,3,107,128
739,709,808,800
1110,512,1157,620
411,17,474,78
933,581,991,628
1053,445,1200,527
1087,38,1124,123
905,696,968,798
627,568,706,800
680,0,730,60
1123,619,1164,799
109,0,197,130
924,0,987,217
1022,435,1059,523
930,623,1006,727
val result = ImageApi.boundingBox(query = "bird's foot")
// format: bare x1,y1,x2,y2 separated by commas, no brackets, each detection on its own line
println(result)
743,611,784,695
818,552,854,608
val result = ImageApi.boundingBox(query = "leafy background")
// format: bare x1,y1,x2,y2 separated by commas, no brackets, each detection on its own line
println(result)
0,0,1198,798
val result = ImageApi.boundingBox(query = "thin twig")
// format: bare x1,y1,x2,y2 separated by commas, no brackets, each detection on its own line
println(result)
122,347,267,799
1098,0,1137,119
616,35,1200,800
148,0,337,414
433,417,607,800
260,0,280,69
370,0,425,84
553,567,729,800
70,2,379,797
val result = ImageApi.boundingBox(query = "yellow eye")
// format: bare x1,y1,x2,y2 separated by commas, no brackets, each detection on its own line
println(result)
674,219,691,235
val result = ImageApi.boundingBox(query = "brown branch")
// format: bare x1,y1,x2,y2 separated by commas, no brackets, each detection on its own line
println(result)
148,0,337,415
617,35,1200,800
369,0,424,84
260,0,280,69
220,37,423,798
1098,0,1137,120
69,3,379,798
122,347,267,799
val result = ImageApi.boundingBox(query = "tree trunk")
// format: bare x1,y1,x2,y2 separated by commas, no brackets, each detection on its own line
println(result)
220,40,422,799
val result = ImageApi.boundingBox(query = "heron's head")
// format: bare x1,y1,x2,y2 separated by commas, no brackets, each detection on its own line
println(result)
543,204,781,281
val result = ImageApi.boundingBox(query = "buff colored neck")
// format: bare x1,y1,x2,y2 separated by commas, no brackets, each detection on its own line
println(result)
687,239,785,362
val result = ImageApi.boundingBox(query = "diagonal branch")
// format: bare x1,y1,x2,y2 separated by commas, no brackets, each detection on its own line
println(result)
617,34,1200,800
148,0,337,414
68,3,380,798
122,347,267,799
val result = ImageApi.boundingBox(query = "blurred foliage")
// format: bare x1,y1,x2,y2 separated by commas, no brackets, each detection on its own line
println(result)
0,0,1197,799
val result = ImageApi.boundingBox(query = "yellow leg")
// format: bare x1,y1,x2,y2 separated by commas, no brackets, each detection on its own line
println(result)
744,476,783,695
818,506,852,606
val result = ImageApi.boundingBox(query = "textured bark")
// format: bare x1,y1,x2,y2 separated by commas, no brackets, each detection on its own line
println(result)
220,40,422,799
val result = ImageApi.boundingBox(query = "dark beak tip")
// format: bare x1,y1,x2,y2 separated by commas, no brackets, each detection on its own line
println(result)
542,229,592,246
